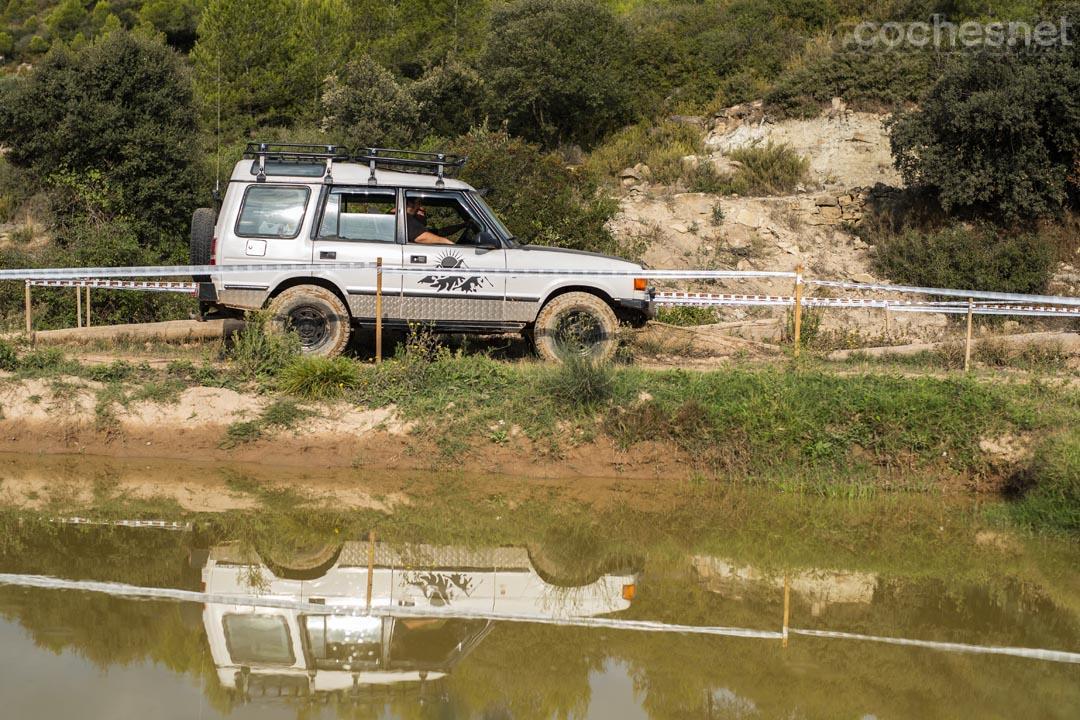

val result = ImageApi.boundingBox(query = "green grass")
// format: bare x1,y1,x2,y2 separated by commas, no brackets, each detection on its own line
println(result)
656,306,719,326
277,355,362,399
220,398,314,448
710,142,809,196
1007,430,1080,534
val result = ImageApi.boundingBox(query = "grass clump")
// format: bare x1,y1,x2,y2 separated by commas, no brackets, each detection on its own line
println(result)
1007,431,1080,534
0,339,17,371
542,353,615,409
278,356,362,400
227,311,299,380
656,306,718,326
220,399,314,448
713,142,809,196
584,121,702,184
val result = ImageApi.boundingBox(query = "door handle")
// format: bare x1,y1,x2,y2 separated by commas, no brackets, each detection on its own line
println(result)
410,255,427,264
320,251,336,260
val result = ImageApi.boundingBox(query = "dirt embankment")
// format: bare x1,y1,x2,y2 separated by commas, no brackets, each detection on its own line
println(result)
0,374,693,508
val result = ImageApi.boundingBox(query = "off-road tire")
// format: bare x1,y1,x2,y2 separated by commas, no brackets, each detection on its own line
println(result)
267,285,351,357
190,207,216,282
257,541,344,581
534,291,619,363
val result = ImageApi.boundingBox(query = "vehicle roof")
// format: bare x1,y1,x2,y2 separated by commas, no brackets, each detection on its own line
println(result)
230,159,474,191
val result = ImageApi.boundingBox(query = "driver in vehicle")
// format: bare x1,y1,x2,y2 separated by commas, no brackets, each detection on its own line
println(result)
406,197,467,245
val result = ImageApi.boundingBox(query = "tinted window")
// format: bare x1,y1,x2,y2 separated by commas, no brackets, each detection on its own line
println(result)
249,160,326,177
318,190,397,242
223,614,294,665
236,186,310,238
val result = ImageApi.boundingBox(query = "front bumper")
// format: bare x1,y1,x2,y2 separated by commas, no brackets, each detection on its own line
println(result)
613,296,656,322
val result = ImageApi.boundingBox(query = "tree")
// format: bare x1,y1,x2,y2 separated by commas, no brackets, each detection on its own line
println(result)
139,0,202,51
367,0,490,76
411,59,487,139
46,0,88,42
190,0,302,129
321,53,421,149
0,30,200,250
289,0,353,118
889,22,1080,222
480,0,635,148
450,127,620,254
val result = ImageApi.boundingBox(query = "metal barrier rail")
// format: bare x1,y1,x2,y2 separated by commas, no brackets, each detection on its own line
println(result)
1,573,1076,665
654,291,1080,318
3,261,1079,307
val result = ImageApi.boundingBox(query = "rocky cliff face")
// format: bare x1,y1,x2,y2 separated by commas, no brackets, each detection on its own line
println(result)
609,101,948,345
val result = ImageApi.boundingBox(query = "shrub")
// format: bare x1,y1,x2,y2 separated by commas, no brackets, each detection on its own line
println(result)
278,356,362,399
0,340,16,371
871,223,1056,294
227,311,300,380
656,306,719,326
543,353,615,409
0,30,199,241
584,121,702,184
714,142,809,196
321,52,421,150
409,59,487,140
766,49,937,119
481,0,635,147
450,127,622,255
888,22,1080,222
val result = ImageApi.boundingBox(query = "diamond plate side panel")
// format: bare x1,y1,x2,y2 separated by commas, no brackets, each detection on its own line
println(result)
347,295,406,318
338,542,532,570
398,296,505,322
505,299,539,323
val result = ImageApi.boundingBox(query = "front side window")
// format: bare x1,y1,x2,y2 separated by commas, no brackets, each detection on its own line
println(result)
236,185,310,239
318,189,397,242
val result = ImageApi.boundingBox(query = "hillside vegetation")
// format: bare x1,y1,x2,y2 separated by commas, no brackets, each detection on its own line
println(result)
0,0,1076,330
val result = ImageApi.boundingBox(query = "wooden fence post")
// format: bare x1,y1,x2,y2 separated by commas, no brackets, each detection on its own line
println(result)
375,257,383,363
365,530,376,611
24,281,31,335
782,574,791,648
85,287,91,327
792,264,804,358
964,298,974,371
76,286,82,328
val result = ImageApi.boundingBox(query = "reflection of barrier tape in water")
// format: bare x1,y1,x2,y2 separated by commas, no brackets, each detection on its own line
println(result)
654,291,1080,318
26,279,197,294
54,517,194,531
1,573,1077,665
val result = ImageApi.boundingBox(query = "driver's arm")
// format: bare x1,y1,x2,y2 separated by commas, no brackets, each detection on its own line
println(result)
413,230,454,245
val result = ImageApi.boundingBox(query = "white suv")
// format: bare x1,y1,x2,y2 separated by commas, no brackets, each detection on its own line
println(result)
192,144,654,360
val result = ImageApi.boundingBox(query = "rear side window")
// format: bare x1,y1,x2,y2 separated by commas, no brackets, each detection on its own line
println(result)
318,189,397,243
236,185,310,238
222,614,295,665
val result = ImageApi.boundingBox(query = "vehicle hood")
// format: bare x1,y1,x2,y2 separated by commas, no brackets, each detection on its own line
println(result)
517,244,641,269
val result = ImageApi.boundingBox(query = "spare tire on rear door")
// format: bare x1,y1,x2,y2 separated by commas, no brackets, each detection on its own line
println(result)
190,207,217,282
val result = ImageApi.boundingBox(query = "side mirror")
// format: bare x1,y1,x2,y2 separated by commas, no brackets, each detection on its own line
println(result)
476,230,501,249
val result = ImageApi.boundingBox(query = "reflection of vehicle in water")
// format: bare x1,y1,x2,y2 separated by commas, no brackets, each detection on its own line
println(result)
203,541,636,699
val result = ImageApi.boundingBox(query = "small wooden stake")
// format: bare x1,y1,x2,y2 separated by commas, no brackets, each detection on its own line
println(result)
24,282,31,335
365,530,376,611
375,257,384,364
792,264,804,359
85,287,91,327
964,297,974,372
76,286,83,328
782,574,791,648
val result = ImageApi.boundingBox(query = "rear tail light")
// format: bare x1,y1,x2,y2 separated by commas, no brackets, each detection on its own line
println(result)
633,278,647,291
622,583,636,601
210,236,218,265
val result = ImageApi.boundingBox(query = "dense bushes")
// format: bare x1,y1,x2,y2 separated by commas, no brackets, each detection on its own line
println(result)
480,0,635,148
870,224,1056,294
711,142,810,196
450,127,621,253
889,18,1080,222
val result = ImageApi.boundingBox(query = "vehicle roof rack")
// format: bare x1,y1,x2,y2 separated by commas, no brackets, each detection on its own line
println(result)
244,142,350,183
355,148,467,188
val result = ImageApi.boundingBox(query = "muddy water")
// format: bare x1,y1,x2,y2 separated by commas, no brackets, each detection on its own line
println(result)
0,489,1077,719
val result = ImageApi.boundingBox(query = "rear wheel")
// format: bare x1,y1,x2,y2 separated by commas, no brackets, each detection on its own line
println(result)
190,207,216,282
534,291,619,363
267,285,351,357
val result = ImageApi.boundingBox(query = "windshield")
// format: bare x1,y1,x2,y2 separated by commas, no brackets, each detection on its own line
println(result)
468,192,515,244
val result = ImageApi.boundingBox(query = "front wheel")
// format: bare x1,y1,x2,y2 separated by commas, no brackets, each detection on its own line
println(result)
267,285,351,357
533,291,619,363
